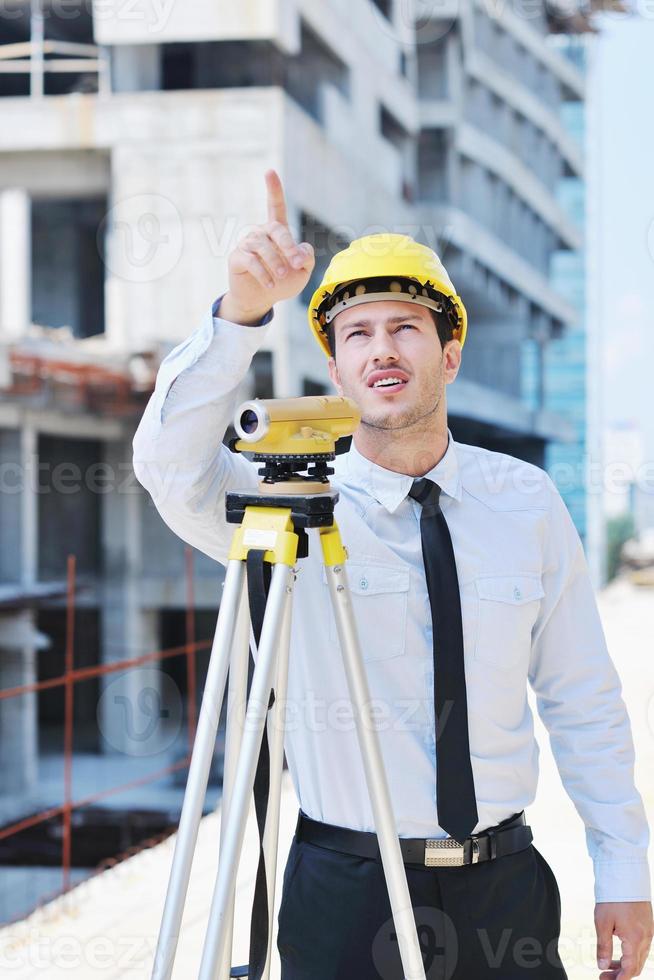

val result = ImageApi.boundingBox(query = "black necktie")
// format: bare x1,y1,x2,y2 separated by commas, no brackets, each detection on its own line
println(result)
408,478,478,843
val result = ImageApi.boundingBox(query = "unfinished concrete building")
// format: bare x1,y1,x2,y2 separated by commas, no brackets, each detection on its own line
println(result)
0,0,588,918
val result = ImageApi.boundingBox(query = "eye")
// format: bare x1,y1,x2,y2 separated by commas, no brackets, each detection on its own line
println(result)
345,329,365,339
398,323,415,331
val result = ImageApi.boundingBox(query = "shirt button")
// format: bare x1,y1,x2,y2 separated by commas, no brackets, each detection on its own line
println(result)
360,577,368,590
514,587,522,600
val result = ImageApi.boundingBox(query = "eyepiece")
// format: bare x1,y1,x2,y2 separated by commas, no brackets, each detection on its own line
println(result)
234,400,270,442
239,409,259,434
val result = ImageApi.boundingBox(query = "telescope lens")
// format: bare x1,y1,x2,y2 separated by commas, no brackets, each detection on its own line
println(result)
240,409,259,434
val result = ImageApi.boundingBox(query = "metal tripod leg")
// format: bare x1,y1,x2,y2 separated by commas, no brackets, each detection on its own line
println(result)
323,552,426,980
198,563,293,980
217,583,253,980
151,559,246,980
216,566,294,980
259,576,294,979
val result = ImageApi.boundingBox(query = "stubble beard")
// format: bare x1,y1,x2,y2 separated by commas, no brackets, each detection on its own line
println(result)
361,396,441,432
355,373,444,434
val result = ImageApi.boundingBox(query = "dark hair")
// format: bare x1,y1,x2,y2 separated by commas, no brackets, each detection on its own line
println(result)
326,307,455,360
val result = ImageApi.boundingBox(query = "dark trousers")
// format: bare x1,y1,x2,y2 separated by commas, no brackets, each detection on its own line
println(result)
276,832,567,979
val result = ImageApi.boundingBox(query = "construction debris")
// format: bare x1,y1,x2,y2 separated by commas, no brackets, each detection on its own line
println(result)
0,325,158,417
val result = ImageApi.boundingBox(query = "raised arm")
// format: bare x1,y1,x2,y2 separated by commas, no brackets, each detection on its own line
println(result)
132,169,315,565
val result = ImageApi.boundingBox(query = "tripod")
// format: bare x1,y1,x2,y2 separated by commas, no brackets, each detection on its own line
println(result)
151,479,427,980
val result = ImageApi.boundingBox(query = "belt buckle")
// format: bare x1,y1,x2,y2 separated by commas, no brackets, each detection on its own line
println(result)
424,838,480,867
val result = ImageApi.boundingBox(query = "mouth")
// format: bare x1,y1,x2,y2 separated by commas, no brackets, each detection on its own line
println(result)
366,370,410,394
369,380,408,395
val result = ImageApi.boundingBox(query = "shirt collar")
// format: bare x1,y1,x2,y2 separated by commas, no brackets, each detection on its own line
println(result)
344,427,463,514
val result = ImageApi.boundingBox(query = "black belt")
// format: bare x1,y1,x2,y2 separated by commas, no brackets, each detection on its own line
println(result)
295,809,533,868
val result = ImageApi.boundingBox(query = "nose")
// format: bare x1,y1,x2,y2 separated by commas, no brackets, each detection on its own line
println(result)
369,331,400,364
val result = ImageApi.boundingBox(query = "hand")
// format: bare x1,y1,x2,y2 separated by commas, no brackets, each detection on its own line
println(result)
595,901,653,978
221,169,315,324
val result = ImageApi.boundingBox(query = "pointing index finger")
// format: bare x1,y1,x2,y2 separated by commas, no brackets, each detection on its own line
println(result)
265,168,288,227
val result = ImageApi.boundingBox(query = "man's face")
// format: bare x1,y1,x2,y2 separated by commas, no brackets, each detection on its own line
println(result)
326,300,461,433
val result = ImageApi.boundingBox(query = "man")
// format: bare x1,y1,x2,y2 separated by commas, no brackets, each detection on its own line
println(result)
133,170,653,979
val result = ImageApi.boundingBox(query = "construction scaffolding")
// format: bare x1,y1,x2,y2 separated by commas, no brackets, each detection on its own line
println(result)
0,1,109,98
0,547,215,925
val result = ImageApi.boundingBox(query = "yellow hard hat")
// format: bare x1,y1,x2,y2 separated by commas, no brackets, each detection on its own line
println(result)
308,233,467,359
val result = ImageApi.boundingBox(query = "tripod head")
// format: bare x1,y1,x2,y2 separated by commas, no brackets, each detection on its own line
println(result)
228,395,360,492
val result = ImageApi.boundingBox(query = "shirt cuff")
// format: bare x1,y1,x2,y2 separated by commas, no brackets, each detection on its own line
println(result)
593,859,652,903
212,294,274,326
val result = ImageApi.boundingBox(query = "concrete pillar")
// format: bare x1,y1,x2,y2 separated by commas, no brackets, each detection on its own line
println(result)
0,189,31,342
30,0,44,98
111,44,161,92
98,439,166,757
0,427,40,798
20,424,38,587
0,429,22,585
0,615,38,794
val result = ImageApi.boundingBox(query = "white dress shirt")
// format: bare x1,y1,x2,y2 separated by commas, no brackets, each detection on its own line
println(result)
132,302,651,903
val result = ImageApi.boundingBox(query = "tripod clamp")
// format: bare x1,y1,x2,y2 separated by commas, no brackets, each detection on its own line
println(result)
225,487,341,563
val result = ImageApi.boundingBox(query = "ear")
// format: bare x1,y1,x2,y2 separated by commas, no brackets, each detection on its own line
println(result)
443,339,462,385
327,356,343,395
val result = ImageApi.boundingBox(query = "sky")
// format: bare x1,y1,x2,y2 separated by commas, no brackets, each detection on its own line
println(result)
594,16,654,461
